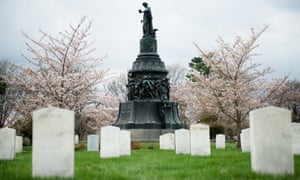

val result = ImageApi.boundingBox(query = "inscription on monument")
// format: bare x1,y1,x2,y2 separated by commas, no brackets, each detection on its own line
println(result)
119,103,134,122
120,109,131,120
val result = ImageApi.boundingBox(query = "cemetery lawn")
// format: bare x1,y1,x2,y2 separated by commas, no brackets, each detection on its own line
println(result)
0,143,299,180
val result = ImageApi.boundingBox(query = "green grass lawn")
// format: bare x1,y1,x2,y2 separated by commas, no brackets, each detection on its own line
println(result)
0,143,299,180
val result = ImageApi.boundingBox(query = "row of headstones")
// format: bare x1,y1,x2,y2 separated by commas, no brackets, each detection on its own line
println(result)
159,125,226,156
241,122,300,154
0,106,296,177
0,127,23,160
76,130,131,157
160,106,295,176
100,126,131,157
2,106,130,178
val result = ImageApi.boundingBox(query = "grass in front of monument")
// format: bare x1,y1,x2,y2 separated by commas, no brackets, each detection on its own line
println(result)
0,143,299,180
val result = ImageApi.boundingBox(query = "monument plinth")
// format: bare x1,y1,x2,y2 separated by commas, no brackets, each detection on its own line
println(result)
113,2,185,141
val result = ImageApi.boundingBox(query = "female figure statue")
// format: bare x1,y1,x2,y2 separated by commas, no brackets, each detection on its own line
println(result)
139,2,154,37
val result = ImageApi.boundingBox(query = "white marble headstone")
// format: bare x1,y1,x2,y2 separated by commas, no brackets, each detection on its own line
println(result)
32,106,74,178
74,134,79,144
159,133,175,150
250,106,294,175
100,126,120,158
291,123,300,155
120,130,131,156
216,134,225,149
15,136,23,153
241,128,251,152
175,129,190,154
0,127,16,160
190,123,211,156
87,134,99,152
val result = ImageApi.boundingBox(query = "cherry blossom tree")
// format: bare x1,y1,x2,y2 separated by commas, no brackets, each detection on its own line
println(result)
187,26,287,147
9,17,109,131
268,79,300,122
85,93,121,129
103,72,127,101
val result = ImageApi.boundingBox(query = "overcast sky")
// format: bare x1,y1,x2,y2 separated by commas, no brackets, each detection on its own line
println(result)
0,0,299,80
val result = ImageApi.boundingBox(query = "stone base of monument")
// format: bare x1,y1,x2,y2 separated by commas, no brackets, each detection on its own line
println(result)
114,101,185,130
114,101,186,142
130,129,175,142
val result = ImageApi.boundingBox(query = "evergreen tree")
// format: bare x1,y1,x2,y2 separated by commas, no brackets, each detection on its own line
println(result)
187,57,211,81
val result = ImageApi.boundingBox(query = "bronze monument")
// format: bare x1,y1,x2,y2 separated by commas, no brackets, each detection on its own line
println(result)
113,2,185,141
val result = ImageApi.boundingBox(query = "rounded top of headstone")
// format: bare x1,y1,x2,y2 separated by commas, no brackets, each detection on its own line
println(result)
241,128,250,134
250,106,291,115
190,123,209,129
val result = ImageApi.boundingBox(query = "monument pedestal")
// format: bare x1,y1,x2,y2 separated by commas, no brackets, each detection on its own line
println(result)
114,101,185,142
114,101,185,129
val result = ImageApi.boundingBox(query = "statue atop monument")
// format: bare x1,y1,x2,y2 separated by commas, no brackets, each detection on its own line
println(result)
139,2,157,37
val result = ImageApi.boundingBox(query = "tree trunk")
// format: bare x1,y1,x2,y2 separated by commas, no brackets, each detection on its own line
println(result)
236,120,242,148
